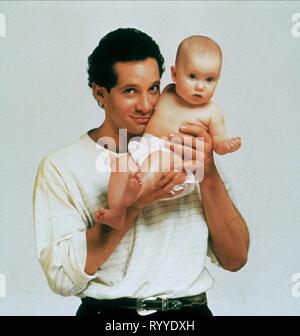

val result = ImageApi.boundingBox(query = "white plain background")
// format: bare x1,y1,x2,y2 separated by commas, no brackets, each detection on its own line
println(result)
1,1,300,315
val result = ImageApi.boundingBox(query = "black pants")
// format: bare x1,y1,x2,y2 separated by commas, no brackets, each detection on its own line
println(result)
76,300,213,318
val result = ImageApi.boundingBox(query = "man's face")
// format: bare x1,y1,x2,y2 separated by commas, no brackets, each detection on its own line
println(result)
99,58,161,136
172,51,221,106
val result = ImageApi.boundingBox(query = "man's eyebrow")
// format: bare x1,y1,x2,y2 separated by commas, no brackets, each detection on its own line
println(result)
119,81,161,89
119,83,139,89
150,81,161,87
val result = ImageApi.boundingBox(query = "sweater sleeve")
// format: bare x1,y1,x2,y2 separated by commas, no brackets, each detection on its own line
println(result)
32,157,97,297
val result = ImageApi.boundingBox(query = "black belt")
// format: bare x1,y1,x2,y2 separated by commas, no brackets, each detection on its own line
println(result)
81,293,207,314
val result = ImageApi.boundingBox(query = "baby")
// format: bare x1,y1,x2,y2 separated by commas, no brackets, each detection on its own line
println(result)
96,35,241,229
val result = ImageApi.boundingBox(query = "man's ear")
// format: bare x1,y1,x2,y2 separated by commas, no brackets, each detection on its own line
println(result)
92,83,107,105
171,66,176,83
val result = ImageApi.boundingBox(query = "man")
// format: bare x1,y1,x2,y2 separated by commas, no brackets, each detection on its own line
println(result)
33,28,249,318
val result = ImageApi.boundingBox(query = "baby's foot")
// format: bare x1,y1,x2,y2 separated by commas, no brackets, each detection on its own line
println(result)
95,207,126,230
121,172,143,207
215,137,241,155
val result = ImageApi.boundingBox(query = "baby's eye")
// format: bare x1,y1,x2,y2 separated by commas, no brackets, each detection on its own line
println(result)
123,88,136,95
189,73,197,80
206,77,214,82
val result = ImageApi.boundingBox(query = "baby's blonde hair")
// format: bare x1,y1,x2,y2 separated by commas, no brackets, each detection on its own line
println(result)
175,35,222,66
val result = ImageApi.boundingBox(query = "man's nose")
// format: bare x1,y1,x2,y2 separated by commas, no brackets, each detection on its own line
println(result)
135,94,153,114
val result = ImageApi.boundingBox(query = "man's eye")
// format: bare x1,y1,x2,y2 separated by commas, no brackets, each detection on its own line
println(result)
207,77,214,82
150,84,160,93
123,88,135,94
189,74,197,80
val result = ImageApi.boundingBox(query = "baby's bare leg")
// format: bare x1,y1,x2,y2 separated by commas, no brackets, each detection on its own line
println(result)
96,155,142,229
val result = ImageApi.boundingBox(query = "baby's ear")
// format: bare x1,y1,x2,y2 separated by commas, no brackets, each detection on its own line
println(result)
171,66,176,82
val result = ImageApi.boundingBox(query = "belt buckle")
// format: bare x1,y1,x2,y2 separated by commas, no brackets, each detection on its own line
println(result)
136,296,158,316
136,296,183,315
162,298,183,311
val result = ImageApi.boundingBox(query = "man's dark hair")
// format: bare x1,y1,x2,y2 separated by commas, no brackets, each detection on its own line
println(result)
87,28,165,91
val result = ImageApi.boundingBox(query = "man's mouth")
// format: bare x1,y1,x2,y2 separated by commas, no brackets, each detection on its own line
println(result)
131,116,151,124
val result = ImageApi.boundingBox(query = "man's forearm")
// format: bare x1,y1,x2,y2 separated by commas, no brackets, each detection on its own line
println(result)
84,206,140,275
200,165,249,272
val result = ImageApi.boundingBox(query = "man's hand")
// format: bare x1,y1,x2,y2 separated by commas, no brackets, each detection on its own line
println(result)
132,170,186,210
165,123,216,181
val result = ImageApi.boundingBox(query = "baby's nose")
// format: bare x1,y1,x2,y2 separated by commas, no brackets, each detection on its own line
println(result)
195,81,205,90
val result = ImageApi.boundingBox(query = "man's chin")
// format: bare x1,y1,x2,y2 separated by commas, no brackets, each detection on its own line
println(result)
129,125,146,136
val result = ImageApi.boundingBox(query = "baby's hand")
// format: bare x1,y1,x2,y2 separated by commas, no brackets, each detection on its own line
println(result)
215,137,241,155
